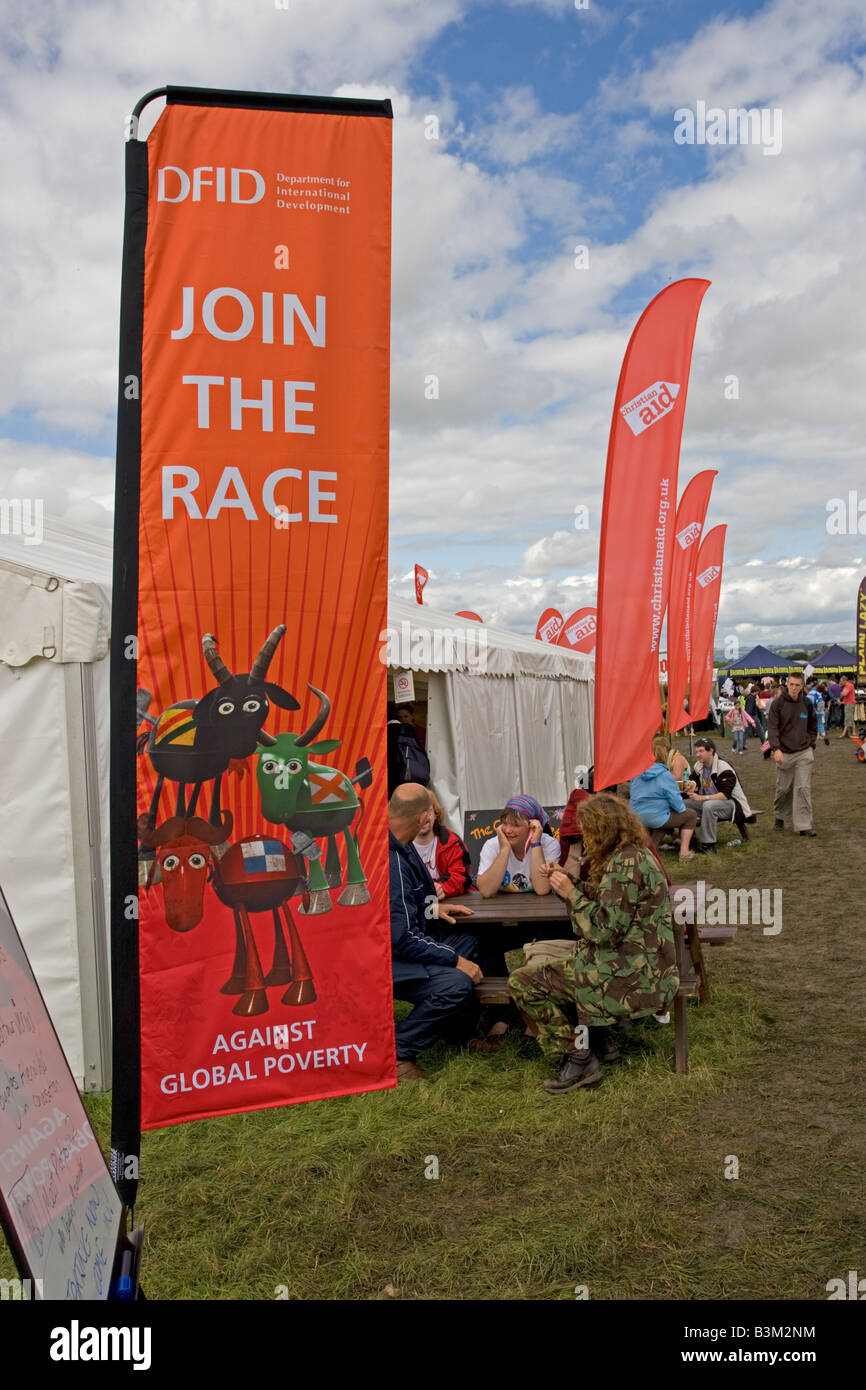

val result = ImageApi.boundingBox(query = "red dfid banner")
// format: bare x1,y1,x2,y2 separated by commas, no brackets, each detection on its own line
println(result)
558,606,597,653
593,279,710,788
535,607,563,644
111,90,394,1143
456,610,482,622
690,525,727,721
667,470,716,732
415,564,428,604
857,576,866,684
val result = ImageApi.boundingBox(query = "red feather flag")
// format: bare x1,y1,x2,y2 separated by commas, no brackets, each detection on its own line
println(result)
667,470,716,732
535,608,563,644
690,525,727,721
414,564,429,604
593,279,710,788
557,606,597,653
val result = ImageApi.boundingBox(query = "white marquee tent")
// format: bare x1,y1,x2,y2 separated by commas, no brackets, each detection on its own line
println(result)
385,597,594,828
0,522,594,1088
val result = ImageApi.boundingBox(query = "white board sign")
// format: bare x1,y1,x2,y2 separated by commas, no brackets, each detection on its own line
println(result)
0,887,122,1299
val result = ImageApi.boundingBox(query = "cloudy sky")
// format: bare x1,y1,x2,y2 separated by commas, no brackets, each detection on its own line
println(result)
1,0,864,651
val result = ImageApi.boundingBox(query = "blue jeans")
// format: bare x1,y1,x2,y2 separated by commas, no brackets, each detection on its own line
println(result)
732,728,746,752
393,931,480,1061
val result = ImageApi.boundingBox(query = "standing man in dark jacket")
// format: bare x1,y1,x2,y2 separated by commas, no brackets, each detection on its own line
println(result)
768,673,817,836
389,783,480,1082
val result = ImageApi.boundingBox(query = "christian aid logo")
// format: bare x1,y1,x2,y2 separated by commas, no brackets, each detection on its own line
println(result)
696,564,721,587
620,381,680,437
676,521,702,549
157,166,265,204
565,614,596,644
539,617,560,643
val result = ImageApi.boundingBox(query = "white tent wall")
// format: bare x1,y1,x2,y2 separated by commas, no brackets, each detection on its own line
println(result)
559,676,594,784
424,670,464,833
450,673,523,808
513,674,567,803
0,554,112,1091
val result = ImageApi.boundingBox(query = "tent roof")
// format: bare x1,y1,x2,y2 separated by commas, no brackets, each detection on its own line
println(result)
725,644,799,673
386,596,594,679
809,643,856,671
0,526,593,681
0,518,113,588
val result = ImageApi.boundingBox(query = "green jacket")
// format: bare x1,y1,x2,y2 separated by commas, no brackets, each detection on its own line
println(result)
565,843,679,1021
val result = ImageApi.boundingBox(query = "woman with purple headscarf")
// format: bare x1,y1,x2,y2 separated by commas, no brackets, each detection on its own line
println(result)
476,794,560,898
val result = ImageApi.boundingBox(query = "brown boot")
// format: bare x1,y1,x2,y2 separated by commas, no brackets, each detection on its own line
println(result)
396,1059,427,1083
543,1049,603,1093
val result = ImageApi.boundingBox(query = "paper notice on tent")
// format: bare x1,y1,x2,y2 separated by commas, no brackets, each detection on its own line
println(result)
393,670,415,703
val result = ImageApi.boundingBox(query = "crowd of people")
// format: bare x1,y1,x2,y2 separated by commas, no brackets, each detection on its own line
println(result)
718,671,860,747
383,668,861,1094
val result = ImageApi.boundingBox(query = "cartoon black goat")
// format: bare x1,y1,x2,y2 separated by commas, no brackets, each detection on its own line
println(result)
139,625,299,838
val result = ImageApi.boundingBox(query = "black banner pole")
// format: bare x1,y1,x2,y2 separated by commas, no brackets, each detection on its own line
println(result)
109,121,149,1214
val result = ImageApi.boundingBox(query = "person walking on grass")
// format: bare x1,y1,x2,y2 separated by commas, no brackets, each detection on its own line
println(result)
725,697,749,754
807,681,830,747
839,675,857,738
768,672,818,837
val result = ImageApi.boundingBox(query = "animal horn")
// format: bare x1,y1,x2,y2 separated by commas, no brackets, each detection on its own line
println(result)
141,816,186,849
295,684,331,747
250,625,287,681
184,815,233,846
202,633,233,685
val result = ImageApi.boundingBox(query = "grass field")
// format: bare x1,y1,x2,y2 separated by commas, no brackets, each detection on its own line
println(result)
3,730,864,1300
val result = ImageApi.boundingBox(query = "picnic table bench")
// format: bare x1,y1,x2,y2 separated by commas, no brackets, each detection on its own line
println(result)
447,883,736,1074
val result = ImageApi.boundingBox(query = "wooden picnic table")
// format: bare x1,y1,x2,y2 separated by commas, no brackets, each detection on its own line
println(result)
447,891,569,924
445,891,571,977
445,883,734,1074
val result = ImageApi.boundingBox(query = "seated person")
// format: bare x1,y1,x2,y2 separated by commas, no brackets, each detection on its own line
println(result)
557,767,592,874
509,793,679,1093
629,751,697,861
683,736,755,852
412,792,473,899
476,794,560,897
389,784,480,1082
651,734,695,790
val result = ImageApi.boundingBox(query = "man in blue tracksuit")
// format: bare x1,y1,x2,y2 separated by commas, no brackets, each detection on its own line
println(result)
389,783,481,1082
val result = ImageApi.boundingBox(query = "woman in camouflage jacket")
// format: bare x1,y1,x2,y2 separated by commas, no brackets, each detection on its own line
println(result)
509,793,679,1092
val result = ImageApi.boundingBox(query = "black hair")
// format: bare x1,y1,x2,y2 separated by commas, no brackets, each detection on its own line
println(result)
695,737,716,753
